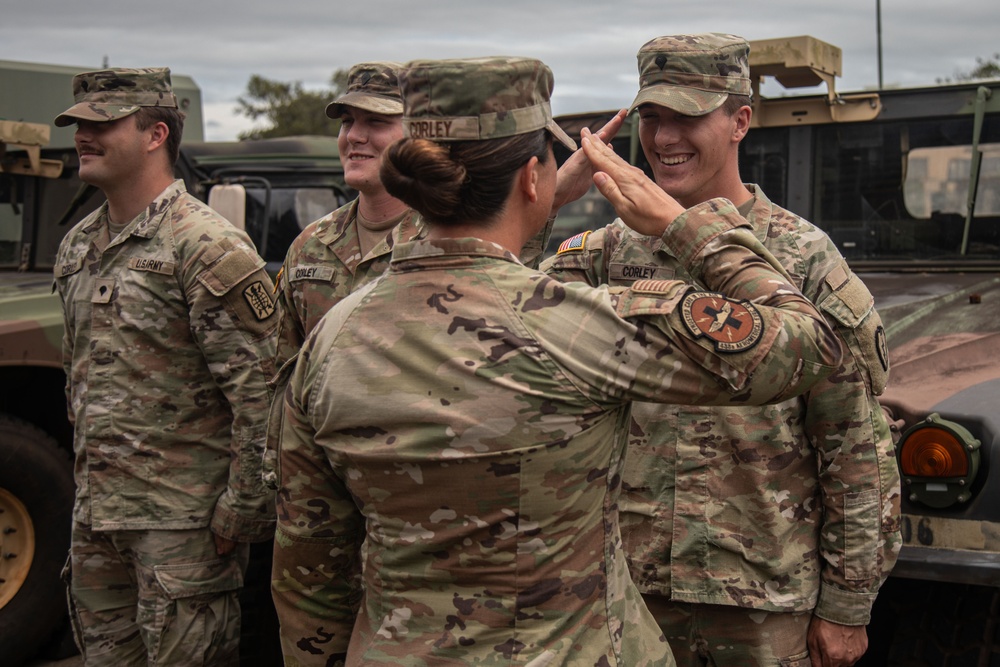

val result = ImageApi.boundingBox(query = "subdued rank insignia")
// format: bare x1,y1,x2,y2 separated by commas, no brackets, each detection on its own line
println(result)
681,291,763,353
91,278,116,304
243,281,276,320
875,324,890,372
557,231,590,254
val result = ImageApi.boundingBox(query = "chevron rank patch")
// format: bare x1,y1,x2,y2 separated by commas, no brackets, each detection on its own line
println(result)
681,291,763,353
557,231,590,254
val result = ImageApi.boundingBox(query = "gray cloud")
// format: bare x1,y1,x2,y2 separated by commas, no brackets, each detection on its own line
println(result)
3,0,997,140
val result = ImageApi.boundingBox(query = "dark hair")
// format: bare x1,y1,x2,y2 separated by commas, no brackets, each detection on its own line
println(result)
380,130,551,227
720,93,752,117
134,106,186,166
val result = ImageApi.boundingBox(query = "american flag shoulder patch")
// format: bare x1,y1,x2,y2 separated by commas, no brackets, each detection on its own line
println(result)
557,231,590,254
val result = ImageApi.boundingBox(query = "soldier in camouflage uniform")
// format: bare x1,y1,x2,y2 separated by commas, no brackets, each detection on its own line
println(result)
266,61,561,485
266,62,420,488
273,61,419,368
542,34,901,667
272,55,844,667
53,68,277,666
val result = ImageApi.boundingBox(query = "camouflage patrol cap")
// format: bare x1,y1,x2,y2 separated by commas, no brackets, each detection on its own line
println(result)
629,33,751,116
54,67,178,127
325,62,404,118
398,57,577,151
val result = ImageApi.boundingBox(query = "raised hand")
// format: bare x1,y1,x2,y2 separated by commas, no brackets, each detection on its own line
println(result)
581,128,686,237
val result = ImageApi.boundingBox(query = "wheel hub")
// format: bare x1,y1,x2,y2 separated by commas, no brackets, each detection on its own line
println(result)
0,488,35,609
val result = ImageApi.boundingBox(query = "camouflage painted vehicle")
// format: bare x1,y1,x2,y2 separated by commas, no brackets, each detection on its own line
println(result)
553,36,1000,666
0,60,349,666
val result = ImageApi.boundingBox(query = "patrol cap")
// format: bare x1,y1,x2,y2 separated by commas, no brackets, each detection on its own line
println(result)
54,67,178,127
398,56,577,152
325,61,404,118
629,33,751,116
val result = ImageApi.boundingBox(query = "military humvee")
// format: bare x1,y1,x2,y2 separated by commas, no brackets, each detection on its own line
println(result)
0,60,349,665
552,36,1000,666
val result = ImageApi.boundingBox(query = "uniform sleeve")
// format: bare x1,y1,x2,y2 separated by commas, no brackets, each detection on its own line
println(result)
187,235,279,542
54,245,75,425
274,256,308,370
264,250,308,492
540,221,619,286
272,333,363,665
541,199,843,408
804,259,902,625
518,214,556,269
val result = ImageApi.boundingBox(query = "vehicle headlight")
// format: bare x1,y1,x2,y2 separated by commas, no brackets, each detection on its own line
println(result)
898,413,981,509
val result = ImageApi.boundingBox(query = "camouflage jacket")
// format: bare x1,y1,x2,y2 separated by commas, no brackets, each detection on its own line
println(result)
273,199,424,368
265,203,553,488
272,198,844,666
54,180,278,541
274,200,553,366
542,185,901,625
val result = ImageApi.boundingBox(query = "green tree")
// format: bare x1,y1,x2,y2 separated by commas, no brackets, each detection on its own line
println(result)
938,53,1000,84
236,69,349,140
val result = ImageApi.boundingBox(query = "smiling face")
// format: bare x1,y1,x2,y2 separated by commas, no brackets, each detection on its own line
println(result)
75,116,151,190
337,107,404,195
637,102,750,209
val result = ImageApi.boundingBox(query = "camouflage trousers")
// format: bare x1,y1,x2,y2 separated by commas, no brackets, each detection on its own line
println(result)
642,594,811,667
65,521,249,666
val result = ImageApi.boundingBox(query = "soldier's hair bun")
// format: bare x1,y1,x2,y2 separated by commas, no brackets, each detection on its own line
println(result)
381,131,551,228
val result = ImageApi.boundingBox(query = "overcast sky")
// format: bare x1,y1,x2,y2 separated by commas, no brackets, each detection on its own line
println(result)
3,0,997,141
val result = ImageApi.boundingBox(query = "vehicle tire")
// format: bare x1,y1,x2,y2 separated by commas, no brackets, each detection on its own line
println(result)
0,415,75,667
866,577,1000,666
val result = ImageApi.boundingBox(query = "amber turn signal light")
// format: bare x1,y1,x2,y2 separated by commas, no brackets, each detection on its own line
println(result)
897,413,981,509
899,427,968,477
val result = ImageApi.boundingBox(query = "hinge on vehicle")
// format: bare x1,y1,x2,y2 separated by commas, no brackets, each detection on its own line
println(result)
19,242,31,272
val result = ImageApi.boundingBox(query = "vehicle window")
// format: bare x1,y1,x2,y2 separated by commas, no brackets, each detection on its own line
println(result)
244,186,347,264
0,176,22,267
811,118,1000,260
904,143,1000,219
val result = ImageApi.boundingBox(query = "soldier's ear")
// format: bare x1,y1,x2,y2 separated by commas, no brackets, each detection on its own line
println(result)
146,121,170,155
732,106,751,143
519,156,541,204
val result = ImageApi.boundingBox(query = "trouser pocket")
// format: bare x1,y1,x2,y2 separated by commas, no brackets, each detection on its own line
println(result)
60,555,86,659
139,556,244,666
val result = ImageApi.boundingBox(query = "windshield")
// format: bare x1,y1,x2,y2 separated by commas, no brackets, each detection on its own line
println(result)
743,115,1000,262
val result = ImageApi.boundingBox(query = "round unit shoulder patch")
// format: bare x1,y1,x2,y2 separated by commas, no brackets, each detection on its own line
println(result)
681,291,763,353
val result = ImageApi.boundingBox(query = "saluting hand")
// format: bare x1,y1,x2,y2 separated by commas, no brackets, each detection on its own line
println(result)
552,109,627,214
581,128,686,237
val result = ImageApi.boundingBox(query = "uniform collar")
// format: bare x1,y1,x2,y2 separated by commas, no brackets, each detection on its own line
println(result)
390,236,520,266
314,199,426,251
81,179,186,242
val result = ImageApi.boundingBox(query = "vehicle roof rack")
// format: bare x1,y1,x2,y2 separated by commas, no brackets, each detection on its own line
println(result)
749,35,882,126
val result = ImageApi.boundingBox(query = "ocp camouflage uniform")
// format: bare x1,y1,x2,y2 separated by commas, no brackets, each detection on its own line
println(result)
265,202,423,489
274,188,844,666
55,179,278,665
542,186,902,657
273,201,423,366
267,202,554,487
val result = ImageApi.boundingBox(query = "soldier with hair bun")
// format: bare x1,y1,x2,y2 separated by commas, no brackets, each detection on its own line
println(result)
272,55,843,666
